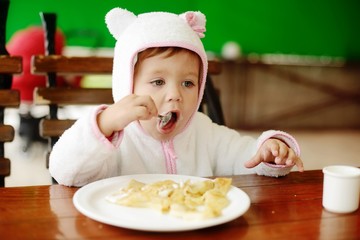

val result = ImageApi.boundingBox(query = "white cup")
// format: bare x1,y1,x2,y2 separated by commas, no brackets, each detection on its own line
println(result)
322,165,360,213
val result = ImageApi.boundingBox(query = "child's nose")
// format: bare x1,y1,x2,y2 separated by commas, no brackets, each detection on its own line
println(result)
167,86,182,102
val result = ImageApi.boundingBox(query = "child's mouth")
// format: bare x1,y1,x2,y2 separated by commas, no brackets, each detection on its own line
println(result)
158,112,177,130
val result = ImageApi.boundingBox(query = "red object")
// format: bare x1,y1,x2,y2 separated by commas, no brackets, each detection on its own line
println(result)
7,26,68,102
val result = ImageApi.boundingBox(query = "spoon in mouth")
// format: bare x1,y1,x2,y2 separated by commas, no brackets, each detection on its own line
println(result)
158,112,172,128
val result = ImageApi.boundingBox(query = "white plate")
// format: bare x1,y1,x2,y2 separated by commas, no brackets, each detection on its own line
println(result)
73,174,250,232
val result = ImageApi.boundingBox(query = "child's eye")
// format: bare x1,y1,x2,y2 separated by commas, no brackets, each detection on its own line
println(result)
183,81,195,88
151,79,165,86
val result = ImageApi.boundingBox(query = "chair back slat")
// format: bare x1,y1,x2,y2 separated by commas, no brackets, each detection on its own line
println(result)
40,119,75,138
31,55,113,74
34,87,113,105
0,158,10,176
0,56,22,73
0,125,15,142
0,89,20,107
31,55,222,75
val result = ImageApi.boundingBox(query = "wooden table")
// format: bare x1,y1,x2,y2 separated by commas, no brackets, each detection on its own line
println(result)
1,170,359,239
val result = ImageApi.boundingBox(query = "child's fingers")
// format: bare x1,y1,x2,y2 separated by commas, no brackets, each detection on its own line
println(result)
285,148,303,166
246,150,282,168
244,151,262,168
295,156,305,172
266,140,279,157
134,96,157,119
282,147,304,172
245,138,304,172
135,106,153,120
285,149,296,166
260,146,275,164
265,139,288,164
274,141,290,164
245,140,282,168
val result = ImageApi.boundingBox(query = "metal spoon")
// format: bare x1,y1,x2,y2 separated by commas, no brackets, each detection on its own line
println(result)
158,112,172,128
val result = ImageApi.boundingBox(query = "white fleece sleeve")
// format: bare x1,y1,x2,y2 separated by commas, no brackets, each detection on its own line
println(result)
203,112,301,177
49,106,120,186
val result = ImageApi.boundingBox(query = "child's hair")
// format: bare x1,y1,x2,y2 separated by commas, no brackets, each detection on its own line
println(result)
135,47,202,82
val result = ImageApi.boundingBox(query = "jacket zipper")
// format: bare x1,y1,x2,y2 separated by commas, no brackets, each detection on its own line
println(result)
162,140,177,174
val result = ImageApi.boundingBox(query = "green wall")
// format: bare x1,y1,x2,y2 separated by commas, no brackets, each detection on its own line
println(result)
5,0,360,60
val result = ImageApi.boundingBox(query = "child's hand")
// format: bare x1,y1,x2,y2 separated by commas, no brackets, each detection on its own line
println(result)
244,138,304,172
97,94,158,136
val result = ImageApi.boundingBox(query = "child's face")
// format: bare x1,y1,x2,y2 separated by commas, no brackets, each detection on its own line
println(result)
133,49,201,140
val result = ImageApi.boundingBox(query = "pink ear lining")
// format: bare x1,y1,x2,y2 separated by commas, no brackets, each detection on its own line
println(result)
192,26,205,38
184,11,206,38
185,12,197,25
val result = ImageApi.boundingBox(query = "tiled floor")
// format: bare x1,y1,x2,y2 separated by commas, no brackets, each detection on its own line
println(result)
4,109,360,187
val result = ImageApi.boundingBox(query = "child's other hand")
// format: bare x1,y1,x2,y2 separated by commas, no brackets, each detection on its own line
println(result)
97,94,157,136
244,139,304,172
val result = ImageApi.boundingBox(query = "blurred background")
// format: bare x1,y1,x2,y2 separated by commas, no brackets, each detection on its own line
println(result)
2,0,360,186
6,0,360,60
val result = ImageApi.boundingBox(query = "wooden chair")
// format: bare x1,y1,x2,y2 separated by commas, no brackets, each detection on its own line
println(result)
31,13,223,172
0,0,22,187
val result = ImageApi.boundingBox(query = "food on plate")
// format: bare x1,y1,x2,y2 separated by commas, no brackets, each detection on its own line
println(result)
106,177,232,220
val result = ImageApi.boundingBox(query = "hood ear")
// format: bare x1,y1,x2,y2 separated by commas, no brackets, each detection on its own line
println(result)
105,8,137,40
179,11,206,38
